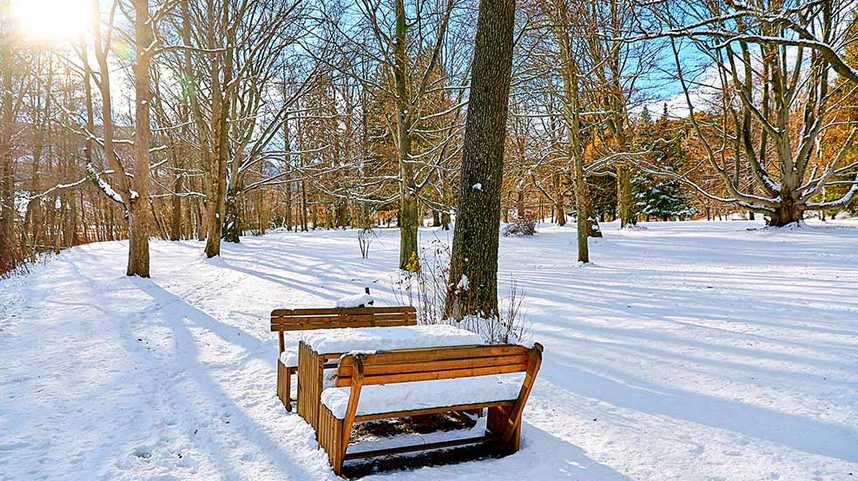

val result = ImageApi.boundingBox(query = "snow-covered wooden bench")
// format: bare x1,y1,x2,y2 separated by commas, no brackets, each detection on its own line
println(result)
270,306,417,411
316,343,543,475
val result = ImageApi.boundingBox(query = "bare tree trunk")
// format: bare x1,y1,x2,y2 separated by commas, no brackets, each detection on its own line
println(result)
204,2,232,257
394,0,420,271
444,0,515,320
126,0,153,277
552,172,566,225
0,33,14,274
283,114,293,231
617,165,634,227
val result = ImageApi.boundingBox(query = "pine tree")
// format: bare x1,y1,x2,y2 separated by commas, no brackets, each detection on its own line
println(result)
633,104,695,221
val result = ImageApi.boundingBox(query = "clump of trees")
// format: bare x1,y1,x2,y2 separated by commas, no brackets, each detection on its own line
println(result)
1,0,857,283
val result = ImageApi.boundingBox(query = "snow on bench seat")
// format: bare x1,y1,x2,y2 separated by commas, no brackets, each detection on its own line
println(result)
299,325,481,354
279,348,299,368
320,373,525,419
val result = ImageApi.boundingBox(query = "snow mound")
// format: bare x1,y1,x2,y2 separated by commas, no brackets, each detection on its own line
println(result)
335,293,373,308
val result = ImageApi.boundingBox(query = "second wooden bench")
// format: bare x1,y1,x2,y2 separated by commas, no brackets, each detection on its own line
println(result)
270,305,417,411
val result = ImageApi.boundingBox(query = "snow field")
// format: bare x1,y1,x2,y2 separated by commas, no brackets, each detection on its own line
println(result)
1,219,857,480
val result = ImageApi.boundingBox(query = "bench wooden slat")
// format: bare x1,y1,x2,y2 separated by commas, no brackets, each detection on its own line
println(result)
274,321,417,331
271,306,417,332
272,306,416,316
353,400,516,422
336,353,529,379
343,434,494,460
338,363,529,387
337,344,529,369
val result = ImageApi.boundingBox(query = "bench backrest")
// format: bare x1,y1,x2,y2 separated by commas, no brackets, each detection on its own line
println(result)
335,343,543,387
270,306,417,332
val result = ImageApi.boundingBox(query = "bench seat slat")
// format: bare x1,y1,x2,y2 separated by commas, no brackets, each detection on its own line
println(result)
338,344,528,366
339,363,530,387
353,401,515,422
343,434,495,460
336,353,529,378
272,306,416,316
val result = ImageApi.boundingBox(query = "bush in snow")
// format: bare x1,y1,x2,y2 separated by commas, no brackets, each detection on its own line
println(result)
357,227,376,259
502,213,537,237
392,238,450,325
393,241,531,344
455,280,530,344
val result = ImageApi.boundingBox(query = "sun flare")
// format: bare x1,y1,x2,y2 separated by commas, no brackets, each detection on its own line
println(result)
11,0,93,45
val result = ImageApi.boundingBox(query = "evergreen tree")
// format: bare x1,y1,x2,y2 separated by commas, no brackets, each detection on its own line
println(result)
633,104,696,221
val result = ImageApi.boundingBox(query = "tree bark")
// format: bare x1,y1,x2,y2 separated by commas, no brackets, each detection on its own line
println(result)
553,172,566,225
204,2,232,257
127,0,154,277
393,0,420,271
444,0,516,320
0,25,14,274
617,165,634,227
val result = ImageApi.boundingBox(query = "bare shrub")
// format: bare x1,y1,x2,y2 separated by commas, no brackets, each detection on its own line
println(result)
456,280,530,344
502,213,537,237
392,240,530,344
392,238,450,324
357,227,377,259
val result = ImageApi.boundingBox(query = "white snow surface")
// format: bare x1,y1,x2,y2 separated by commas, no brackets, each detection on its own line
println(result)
2,219,858,481
298,325,480,354
321,373,525,419
335,294,373,308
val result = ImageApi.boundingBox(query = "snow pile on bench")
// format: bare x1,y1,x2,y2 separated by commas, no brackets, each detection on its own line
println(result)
335,294,374,308
278,349,299,367
300,325,480,354
321,373,525,419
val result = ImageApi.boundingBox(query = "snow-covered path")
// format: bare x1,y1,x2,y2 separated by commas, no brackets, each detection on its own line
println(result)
2,220,857,481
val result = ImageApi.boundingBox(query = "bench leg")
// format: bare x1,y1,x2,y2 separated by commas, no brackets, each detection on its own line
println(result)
277,363,293,412
319,405,346,475
487,405,521,454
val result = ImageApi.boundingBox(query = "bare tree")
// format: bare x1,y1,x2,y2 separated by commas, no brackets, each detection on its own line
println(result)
639,0,858,225
445,0,516,319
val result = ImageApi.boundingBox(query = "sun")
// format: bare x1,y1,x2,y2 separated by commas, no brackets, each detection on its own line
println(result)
11,0,93,45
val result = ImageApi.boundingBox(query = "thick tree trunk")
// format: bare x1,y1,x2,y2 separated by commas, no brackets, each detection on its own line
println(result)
223,193,241,243
284,115,293,231
127,0,153,277
300,180,308,231
285,184,293,231
394,0,420,271
0,47,13,274
549,0,590,262
204,2,232,258
768,196,805,226
617,165,634,228
553,172,566,225
170,172,182,241
444,0,515,320
572,162,591,262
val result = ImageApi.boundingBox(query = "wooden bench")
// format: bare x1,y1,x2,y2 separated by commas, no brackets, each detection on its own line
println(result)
270,306,417,411
316,343,543,475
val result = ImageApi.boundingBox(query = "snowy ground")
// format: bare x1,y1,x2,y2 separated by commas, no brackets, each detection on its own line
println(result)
2,219,858,481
